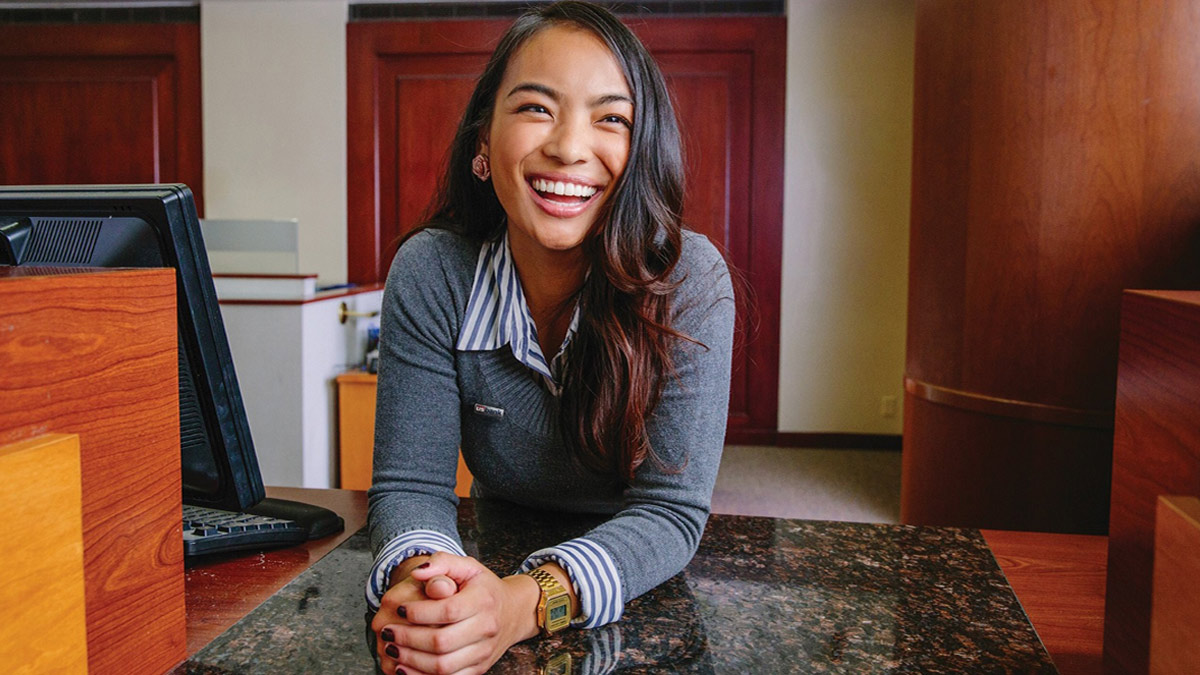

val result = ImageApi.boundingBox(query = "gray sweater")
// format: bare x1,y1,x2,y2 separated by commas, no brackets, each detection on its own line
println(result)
367,227,734,609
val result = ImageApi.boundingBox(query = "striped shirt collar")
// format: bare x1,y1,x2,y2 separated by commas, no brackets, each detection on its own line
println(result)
456,232,579,393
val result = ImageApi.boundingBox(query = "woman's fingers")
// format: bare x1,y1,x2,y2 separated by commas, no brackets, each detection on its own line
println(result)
378,556,519,675
380,612,486,655
379,613,494,675
374,573,434,673
401,592,479,626
423,575,458,600
409,551,487,586
388,629,494,675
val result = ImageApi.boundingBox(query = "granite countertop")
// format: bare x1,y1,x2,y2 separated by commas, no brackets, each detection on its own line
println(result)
182,498,1055,674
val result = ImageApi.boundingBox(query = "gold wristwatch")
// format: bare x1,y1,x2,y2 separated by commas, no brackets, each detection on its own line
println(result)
526,568,572,636
542,652,572,675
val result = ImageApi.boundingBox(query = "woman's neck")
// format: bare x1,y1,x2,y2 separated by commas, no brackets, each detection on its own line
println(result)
507,235,587,358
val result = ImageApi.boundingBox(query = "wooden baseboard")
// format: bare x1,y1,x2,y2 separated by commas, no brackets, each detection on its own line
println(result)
725,429,902,450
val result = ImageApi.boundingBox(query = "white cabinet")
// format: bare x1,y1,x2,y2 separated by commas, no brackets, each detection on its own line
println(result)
218,286,383,488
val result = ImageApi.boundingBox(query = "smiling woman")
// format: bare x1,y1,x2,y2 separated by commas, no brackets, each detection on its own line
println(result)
364,3,735,675
482,23,634,358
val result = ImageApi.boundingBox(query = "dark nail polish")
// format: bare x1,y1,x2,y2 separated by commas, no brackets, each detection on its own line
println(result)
397,605,407,618
381,627,394,642
385,644,399,659
416,562,431,569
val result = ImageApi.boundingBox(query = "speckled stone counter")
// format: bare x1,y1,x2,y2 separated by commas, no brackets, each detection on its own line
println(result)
182,498,1055,674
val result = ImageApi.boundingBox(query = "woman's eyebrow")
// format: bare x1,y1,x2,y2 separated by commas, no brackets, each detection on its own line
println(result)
506,82,559,101
505,83,633,108
591,93,633,107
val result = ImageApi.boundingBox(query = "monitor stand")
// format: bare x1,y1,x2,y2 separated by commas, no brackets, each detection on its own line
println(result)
246,497,346,540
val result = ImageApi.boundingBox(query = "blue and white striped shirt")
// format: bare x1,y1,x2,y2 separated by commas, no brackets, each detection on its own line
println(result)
366,233,625,630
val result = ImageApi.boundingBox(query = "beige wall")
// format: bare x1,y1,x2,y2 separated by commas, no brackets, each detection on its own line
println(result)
198,0,916,434
779,0,914,434
201,0,348,284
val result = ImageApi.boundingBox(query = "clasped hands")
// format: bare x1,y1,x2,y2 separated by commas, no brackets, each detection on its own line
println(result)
371,552,543,675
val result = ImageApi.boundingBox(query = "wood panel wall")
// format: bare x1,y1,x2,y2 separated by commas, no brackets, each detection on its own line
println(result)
347,17,784,440
0,267,185,675
0,23,203,213
904,0,1200,535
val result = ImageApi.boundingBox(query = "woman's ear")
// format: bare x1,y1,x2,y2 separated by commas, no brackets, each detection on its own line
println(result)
477,128,490,157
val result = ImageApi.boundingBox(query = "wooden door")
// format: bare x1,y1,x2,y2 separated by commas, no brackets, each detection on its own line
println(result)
0,23,203,212
347,17,784,440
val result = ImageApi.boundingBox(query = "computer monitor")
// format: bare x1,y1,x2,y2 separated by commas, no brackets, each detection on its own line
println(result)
0,184,340,539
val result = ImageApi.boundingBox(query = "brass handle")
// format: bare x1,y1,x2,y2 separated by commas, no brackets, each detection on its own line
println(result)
339,301,380,325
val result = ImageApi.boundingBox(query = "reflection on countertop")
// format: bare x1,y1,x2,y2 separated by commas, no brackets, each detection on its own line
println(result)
182,498,1055,674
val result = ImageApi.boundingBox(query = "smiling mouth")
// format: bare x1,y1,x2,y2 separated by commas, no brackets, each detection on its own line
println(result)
529,177,600,203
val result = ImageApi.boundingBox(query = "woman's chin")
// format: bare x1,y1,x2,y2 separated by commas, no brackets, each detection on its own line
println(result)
540,238,587,254
527,228,589,253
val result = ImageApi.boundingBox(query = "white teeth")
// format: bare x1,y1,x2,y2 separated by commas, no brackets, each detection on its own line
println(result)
531,178,598,198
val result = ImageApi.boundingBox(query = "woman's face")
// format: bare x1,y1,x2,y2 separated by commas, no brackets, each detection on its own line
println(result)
483,24,633,260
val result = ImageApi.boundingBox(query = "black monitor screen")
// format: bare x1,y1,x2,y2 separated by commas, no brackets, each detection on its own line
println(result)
0,184,265,512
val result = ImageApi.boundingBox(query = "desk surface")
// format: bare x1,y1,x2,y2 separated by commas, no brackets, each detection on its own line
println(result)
183,489,1104,674
183,487,369,655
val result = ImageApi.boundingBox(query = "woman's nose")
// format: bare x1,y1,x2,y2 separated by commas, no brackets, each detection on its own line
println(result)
542,116,589,165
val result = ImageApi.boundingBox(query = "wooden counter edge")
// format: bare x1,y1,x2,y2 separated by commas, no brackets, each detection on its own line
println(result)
981,529,1107,675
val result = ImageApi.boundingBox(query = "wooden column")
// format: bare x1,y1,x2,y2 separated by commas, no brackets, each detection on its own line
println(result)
0,267,185,674
904,0,1200,534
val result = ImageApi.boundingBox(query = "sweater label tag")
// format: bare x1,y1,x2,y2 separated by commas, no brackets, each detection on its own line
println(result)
473,403,505,419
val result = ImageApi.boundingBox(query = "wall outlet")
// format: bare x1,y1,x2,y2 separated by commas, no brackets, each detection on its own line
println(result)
880,395,898,418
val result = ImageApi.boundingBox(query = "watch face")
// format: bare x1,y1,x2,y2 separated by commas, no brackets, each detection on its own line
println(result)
543,652,572,675
546,596,571,632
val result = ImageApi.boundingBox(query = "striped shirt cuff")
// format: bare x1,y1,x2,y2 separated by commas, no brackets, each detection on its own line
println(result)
519,537,624,629
365,529,466,611
582,624,622,675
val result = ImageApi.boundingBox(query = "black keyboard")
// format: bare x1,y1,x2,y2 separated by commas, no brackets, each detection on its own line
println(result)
183,504,308,556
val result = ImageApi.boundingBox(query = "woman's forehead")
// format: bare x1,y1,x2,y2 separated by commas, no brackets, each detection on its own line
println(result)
499,24,631,100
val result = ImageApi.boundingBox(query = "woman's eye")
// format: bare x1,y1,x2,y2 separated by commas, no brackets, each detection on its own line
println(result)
517,104,549,115
601,114,632,129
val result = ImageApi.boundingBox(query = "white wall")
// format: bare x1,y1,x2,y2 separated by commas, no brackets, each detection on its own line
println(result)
220,290,384,488
200,0,349,284
198,0,916,435
778,0,915,434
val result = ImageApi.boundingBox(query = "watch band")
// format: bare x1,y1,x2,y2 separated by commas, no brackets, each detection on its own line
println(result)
526,567,572,636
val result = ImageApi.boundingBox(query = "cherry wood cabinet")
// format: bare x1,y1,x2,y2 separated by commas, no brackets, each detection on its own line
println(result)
1149,496,1200,675
0,267,184,675
1105,291,1200,675
347,17,784,441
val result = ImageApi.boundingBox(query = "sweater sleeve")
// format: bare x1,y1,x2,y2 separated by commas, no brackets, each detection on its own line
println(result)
569,234,736,611
366,231,468,587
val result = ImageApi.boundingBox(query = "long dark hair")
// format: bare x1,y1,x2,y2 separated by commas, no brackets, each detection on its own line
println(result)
423,1,688,481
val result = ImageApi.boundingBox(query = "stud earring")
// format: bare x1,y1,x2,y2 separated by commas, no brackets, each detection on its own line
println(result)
471,154,491,181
